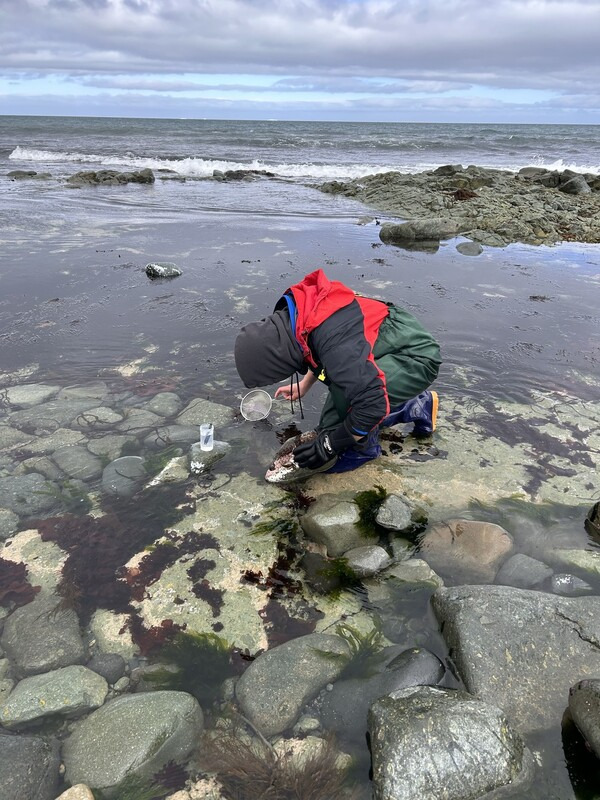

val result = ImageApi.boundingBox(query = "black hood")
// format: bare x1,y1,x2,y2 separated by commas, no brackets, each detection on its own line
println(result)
234,309,306,388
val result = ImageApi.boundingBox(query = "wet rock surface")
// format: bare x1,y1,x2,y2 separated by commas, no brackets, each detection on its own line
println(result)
320,647,444,742
235,633,350,736
1,597,86,677
320,164,600,246
432,585,600,733
368,685,533,800
300,494,378,556
63,691,203,792
67,168,155,186
0,665,108,729
0,732,60,800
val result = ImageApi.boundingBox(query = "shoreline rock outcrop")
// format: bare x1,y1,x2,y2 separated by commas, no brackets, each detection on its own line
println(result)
320,164,600,247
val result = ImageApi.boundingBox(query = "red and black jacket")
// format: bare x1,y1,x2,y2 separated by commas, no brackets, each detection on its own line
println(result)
280,269,390,436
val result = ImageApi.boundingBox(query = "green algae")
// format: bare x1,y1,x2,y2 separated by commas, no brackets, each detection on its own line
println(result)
353,484,388,537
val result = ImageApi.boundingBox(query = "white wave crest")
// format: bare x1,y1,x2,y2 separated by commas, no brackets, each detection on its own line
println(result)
8,145,397,180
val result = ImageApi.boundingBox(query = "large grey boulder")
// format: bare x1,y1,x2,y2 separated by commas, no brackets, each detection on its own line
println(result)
568,679,600,758
432,585,600,733
375,494,413,532
8,399,100,433
560,175,591,195
343,545,391,577
235,633,350,737
320,647,444,741
63,691,203,795
1,598,86,678
379,218,468,244
0,473,58,516
0,666,108,729
420,519,513,583
0,732,60,800
142,392,183,417
368,686,533,800
300,494,378,557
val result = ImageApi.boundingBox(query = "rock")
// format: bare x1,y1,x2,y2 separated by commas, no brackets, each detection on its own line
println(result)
568,679,600,758
320,647,444,741
57,381,110,402
8,398,100,434
5,384,60,408
456,241,483,256
379,218,467,244
300,494,378,557
368,686,533,800
52,446,104,482
72,406,123,430
142,392,183,417
235,633,350,736
0,508,19,541
176,398,234,428
420,519,513,582
0,425,33,451
273,735,352,772
432,585,600,733
54,786,95,800
145,455,189,486
101,456,147,497
86,653,127,685
67,168,154,186
116,408,163,434
1,597,86,677
145,262,182,278
0,530,66,597
364,559,444,609
375,494,413,532
0,732,60,800
343,545,391,577
549,548,600,577
62,691,203,793
15,455,65,481
189,441,231,474
18,428,86,456
560,175,591,195
550,573,593,595
89,610,136,659
494,553,553,589
87,434,137,461
0,473,58,516
143,424,199,450
7,170,38,179
0,666,108,729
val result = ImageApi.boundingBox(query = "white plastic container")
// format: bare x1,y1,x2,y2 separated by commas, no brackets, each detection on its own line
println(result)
200,423,214,451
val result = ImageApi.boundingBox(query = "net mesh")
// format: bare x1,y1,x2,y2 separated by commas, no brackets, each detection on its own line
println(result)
240,389,272,421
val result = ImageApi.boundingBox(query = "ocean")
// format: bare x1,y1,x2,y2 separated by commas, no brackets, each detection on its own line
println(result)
1,116,600,799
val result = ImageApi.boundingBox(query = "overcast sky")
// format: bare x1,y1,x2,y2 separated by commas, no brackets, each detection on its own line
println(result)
1,0,599,123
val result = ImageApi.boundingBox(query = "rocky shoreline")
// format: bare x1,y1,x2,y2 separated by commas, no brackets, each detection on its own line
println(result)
320,164,600,247
0,372,599,799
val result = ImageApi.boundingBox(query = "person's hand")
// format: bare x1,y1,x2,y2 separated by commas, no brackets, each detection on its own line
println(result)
293,430,335,469
274,383,301,402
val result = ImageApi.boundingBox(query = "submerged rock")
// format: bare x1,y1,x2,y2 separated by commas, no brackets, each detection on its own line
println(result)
189,440,231,474
4,383,60,409
0,508,19,541
320,647,444,742
176,398,234,428
300,494,378,557
550,572,593,595
432,585,600,733
0,732,60,800
1,597,86,677
235,633,350,737
63,691,203,793
368,686,533,800
0,665,108,729
343,545,391,577
375,494,414,532
494,553,553,589
0,473,58,516
101,456,147,497
379,218,468,244
420,519,513,583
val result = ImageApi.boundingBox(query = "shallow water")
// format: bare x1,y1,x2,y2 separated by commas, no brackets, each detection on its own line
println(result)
1,163,600,797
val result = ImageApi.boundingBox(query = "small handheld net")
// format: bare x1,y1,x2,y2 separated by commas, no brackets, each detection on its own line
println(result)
240,389,273,421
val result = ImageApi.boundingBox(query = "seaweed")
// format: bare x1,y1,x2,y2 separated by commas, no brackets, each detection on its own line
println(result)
0,557,40,608
262,597,324,648
315,621,386,680
127,614,185,657
144,630,238,704
201,729,357,800
143,445,182,478
317,556,361,599
353,484,388,537
251,514,299,539
35,479,92,516
93,760,187,800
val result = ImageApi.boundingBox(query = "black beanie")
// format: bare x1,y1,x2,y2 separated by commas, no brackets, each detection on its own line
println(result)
234,309,306,388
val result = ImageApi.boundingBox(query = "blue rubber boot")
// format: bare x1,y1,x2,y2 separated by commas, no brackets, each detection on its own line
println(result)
323,428,382,474
382,390,439,436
